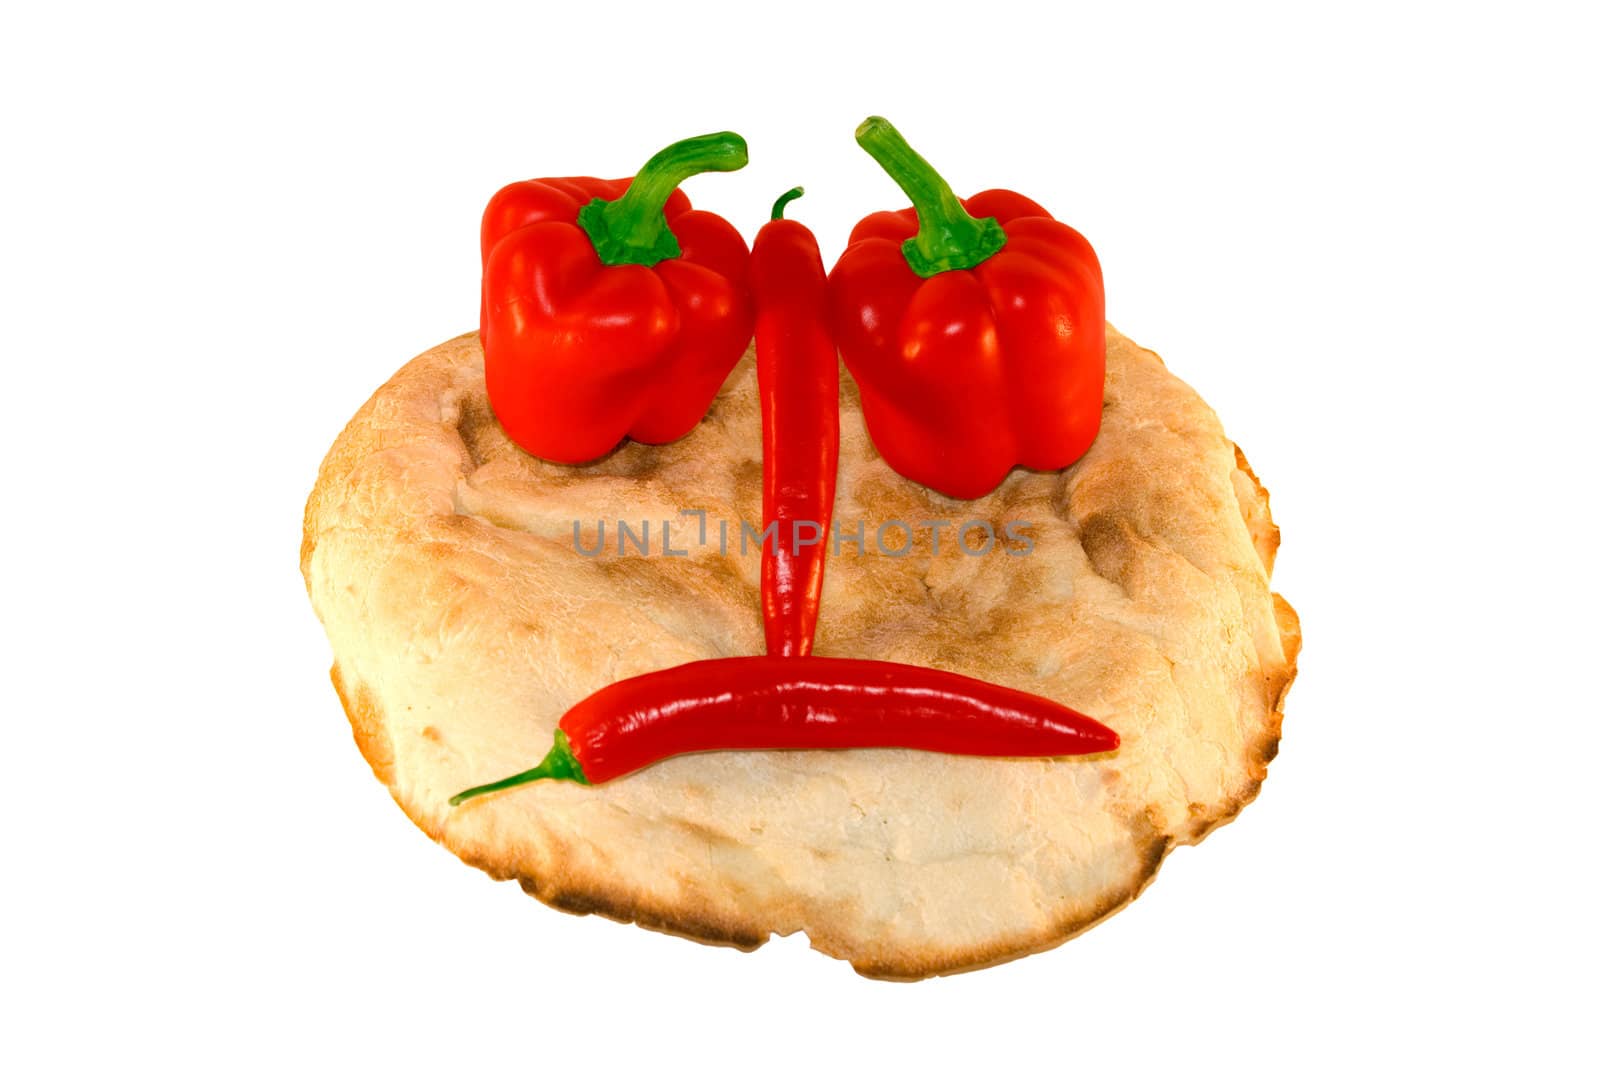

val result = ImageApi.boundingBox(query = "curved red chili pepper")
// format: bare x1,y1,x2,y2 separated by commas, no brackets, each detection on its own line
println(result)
751,188,839,657
448,657,1119,802
480,132,755,464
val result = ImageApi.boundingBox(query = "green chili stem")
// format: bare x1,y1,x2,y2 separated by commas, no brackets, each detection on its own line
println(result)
448,729,590,806
853,116,1006,277
577,131,748,268
771,186,805,220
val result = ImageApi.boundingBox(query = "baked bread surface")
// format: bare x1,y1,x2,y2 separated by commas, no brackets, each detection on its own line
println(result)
301,326,1299,978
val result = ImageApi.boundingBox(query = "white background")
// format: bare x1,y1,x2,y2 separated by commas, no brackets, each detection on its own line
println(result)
5,2,1596,1063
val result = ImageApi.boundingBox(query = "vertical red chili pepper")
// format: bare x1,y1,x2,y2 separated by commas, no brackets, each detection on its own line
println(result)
751,188,839,657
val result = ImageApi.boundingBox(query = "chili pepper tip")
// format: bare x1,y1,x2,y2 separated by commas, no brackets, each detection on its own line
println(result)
771,186,805,220
449,729,590,806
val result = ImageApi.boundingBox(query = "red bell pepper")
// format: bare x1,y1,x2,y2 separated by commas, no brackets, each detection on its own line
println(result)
827,117,1106,499
480,132,755,464
751,188,839,657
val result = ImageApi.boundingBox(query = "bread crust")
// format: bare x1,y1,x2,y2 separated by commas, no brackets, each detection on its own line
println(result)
302,326,1298,978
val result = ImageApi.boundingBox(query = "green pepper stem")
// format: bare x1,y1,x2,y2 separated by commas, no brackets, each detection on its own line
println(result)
448,729,590,806
578,131,749,268
853,116,1006,277
771,186,804,220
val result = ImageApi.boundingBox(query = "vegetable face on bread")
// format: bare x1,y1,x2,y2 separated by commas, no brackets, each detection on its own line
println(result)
302,120,1297,978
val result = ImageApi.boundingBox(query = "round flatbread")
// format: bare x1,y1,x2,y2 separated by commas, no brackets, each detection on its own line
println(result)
301,326,1299,978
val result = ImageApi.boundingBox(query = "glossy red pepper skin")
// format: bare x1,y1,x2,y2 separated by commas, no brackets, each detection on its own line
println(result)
751,190,839,657
449,656,1119,802
829,119,1106,500
480,137,755,464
